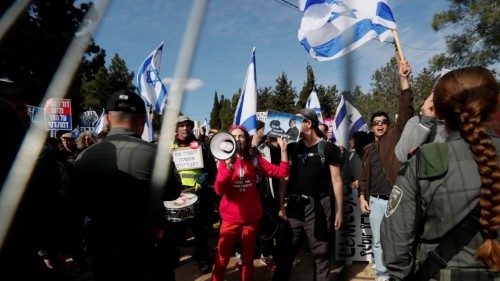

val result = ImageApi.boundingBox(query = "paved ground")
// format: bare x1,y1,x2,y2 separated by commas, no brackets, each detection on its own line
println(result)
175,236,375,281
71,229,376,281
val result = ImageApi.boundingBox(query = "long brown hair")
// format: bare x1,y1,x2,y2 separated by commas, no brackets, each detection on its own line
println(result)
433,66,500,271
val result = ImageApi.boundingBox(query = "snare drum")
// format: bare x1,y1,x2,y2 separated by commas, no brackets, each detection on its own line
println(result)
164,193,199,222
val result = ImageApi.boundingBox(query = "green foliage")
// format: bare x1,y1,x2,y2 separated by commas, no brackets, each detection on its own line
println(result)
107,54,135,93
79,54,135,112
80,67,110,111
296,64,316,111
272,72,297,113
209,92,221,130
257,86,273,112
411,68,435,112
316,84,339,118
218,95,233,131
430,0,500,69
355,57,404,122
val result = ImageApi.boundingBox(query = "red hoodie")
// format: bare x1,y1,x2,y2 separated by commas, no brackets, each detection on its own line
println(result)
214,154,289,223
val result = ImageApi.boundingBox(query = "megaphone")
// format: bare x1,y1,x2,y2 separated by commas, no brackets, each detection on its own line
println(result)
210,132,238,160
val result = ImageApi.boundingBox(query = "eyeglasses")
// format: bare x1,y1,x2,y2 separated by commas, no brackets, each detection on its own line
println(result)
371,119,388,126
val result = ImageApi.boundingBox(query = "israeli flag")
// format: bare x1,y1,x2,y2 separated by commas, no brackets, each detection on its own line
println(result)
137,42,168,113
306,90,324,123
204,116,210,132
141,102,155,142
332,95,368,148
298,0,396,61
93,109,106,134
233,47,257,135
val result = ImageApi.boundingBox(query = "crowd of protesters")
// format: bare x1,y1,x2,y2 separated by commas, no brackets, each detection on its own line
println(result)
0,60,499,281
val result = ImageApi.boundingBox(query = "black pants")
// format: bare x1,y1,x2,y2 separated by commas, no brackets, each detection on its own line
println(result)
273,196,332,281
167,192,212,263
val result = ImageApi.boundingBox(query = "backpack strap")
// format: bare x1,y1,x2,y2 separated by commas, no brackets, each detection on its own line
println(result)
317,139,326,166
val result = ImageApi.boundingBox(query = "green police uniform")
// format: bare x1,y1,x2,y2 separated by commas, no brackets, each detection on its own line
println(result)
381,132,500,281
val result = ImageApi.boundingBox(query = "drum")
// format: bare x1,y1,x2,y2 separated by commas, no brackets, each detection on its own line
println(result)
164,192,199,222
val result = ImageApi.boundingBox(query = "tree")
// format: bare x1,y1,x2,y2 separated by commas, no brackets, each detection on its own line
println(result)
430,0,500,69
107,54,135,93
218,95,233,131
0,1,101,105
316,84,338,118
356,57,404,122
272,72,297,113
209,91,221,130
411,68,435,111
257,86,273,112
78,54,135,112
80,67,110,111
296,64,316,111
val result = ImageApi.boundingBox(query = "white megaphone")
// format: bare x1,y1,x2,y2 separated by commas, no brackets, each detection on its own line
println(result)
209,132,238,160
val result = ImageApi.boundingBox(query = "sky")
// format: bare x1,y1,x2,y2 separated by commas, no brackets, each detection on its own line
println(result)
93,0,451,123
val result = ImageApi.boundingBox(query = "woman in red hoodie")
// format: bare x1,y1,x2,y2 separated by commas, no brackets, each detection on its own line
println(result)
211,125,289,281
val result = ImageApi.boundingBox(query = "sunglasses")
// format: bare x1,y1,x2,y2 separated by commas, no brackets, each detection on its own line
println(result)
371,119,388,126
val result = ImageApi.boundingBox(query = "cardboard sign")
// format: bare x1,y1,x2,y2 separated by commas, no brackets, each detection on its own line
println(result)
335,188,373,262
172,146,204,171
44,98,72,131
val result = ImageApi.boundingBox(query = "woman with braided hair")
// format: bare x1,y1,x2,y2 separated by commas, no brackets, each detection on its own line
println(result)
381,66,499,280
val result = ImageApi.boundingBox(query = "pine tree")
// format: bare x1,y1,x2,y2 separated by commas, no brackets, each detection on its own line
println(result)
272,72,297,113
218,95,233,131
209,91,220,130
430,0,499,69
257,86,273,112
296,64,316,111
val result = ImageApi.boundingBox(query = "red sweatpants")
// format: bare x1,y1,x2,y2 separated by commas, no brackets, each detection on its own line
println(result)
211,220,259,281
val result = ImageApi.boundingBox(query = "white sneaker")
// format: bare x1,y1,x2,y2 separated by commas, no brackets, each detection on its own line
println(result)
375,276,390,281
235,252,242,270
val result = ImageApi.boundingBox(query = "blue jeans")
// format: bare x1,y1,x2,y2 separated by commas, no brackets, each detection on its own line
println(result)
369,196,389,278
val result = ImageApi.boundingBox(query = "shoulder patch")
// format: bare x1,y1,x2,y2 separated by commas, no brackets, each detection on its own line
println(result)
385,186,403,218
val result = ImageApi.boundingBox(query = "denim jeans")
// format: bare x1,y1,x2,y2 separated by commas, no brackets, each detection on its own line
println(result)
369,196,389,278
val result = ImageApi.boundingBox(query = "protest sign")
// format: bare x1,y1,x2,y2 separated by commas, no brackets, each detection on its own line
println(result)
264,110,303,142
172,146,204,171
335,188,373,262
44,98,72,131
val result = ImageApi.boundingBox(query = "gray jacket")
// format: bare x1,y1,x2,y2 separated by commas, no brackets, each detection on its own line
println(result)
394,115,447,162
381,132,500,280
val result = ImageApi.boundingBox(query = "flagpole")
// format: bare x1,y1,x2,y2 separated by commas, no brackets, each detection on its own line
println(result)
391,29,405,62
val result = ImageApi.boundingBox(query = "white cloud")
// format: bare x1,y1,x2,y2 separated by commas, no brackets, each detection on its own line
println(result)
162,77,204,91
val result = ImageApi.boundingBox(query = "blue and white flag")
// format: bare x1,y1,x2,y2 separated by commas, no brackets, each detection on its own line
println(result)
93,108,106,134
298,0,396,61
305,90,324,123
204,116,210,132
141,103,155,142
332,95,368,148
137,42,168,113
233,47,257,135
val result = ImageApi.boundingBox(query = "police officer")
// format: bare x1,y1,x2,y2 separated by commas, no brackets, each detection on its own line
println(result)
74,90,173,280
381,67,500,280
171,115,215,273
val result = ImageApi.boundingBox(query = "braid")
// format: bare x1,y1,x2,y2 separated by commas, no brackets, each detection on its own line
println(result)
435,66,500,271
459,102,500,272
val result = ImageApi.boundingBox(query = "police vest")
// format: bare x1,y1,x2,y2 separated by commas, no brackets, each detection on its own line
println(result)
171,142,203,187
